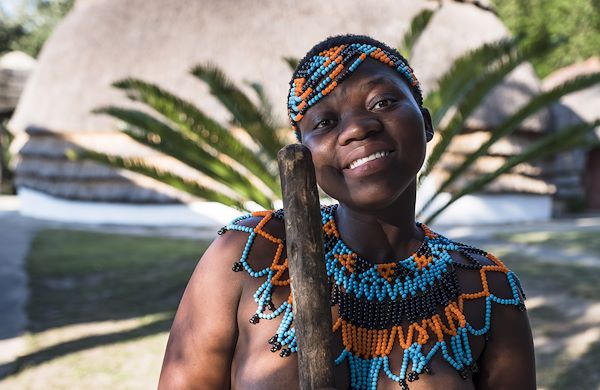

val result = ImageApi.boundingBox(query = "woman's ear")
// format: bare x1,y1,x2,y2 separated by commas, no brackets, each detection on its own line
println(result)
420,107,434,142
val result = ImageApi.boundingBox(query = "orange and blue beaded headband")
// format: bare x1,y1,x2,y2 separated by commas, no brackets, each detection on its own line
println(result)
288,42,423,142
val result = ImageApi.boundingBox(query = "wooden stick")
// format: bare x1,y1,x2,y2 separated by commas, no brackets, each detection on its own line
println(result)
277,144,336,390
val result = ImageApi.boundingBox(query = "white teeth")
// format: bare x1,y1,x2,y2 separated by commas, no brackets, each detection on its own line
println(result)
349,151,390,170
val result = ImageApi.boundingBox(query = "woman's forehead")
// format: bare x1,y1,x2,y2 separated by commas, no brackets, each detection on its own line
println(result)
288,41,422,142
303,60,413,113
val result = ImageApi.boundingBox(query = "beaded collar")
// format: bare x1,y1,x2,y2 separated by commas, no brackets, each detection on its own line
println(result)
221,204,526,390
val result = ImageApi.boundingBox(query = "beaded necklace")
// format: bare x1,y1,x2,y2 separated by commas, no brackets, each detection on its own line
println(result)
221,204,526,390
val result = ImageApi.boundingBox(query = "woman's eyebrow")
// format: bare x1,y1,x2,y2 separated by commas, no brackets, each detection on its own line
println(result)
361,76,400,90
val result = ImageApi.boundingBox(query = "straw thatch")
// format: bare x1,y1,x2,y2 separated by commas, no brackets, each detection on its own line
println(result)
410,1,554,195
542,57,600,210
0,51,36,115
8,0,436,202
7,0,557,202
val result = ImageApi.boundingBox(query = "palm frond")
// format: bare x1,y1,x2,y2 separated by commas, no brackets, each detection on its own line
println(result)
418,34,559,186
66,148,245,209
425,38,518,127
94,106,275,209
111,78,281,195
399,8,435,59
418,72,600,217
191,63,284,160
283,56,299,71
245,80,275,124
423,120,600,224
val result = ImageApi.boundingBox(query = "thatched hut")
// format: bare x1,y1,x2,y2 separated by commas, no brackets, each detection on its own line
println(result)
542,57,600,211
0,51,35,116
8,0,435,224
7,0,563,224
412,3,554,207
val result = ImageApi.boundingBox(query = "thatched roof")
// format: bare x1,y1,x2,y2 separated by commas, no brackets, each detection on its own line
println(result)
543,57,600,135
7,0,555,201
8,0,438,201
411,1,550,132
0,51,36,114
9,0,432,135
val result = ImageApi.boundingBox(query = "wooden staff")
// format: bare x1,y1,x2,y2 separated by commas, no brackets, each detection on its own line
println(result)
277,144,336,390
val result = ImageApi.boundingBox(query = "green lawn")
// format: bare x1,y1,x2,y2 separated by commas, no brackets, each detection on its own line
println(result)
0,229,210,390
495,230,600,257
2,228,599,389
489,248,600,390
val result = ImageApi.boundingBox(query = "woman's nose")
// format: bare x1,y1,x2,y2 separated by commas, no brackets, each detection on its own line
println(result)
337,113,382,145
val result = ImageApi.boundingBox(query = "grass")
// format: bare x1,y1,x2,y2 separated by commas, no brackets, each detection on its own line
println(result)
495,230,600,257
486,246,600,390
2,227,600,389
0,228,210,390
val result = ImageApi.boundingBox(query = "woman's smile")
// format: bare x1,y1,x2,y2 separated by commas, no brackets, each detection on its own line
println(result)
343,149,395,178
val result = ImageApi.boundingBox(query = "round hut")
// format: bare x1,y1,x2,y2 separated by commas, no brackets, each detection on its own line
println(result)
542,57,600,212
411,1,555,224
8,0,559,225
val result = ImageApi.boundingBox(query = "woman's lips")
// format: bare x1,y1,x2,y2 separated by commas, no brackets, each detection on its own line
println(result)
343,150,394,177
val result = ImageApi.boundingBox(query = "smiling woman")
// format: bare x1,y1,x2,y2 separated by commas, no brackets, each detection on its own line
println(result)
158,34,536,390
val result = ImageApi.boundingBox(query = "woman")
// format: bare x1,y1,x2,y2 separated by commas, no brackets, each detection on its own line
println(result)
158,34,536,390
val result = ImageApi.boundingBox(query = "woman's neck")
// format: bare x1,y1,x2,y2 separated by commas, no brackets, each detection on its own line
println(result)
334,180,423,264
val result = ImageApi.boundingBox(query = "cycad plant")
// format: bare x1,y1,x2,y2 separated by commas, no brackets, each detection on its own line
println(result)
405,11,600,223
76,65,288,210
76,7,600,220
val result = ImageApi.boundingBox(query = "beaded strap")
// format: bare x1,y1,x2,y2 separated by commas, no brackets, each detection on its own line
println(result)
287,43,423,141
220,205,526,389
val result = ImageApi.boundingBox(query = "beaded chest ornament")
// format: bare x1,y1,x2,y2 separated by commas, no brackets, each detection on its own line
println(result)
220,204,526,390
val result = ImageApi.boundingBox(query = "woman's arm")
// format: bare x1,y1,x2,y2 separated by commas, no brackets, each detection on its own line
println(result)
474,271,536,389
158,231,245,389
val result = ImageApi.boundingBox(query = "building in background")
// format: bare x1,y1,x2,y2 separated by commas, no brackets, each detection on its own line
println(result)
6,0,599,226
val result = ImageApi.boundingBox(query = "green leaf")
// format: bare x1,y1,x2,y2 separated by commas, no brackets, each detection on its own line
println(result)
419,34,559,186
67,148,246,210
425,38,519,127
423,120,600,224
418,72,600,217
191,63,285,160
399,8,435,59
94,106,275,209
283,56,299,71
110,78,281,196
245,80,275,125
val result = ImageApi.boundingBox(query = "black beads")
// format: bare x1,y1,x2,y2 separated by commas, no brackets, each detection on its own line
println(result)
407,371,420,382
470,362,479,374
249,314,260,324
518,302,527,312
279,348,291,357
270,342,282,352
399,379,409,390
232,262,243,272
267,300,276,311
424,365,433,375
217,227,227,235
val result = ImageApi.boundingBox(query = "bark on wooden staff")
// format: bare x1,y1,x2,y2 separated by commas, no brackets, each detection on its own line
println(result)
277,144,336,390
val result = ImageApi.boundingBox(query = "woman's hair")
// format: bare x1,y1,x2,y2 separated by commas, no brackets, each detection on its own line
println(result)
287,34,423,141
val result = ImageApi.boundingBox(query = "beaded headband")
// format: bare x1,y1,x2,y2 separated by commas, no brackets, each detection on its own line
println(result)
288,41,423,142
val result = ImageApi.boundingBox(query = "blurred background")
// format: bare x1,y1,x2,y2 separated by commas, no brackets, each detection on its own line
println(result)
0,0,599,388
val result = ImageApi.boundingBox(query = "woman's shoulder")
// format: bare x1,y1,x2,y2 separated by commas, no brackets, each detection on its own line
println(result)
216,208,287,272
437,232,526,312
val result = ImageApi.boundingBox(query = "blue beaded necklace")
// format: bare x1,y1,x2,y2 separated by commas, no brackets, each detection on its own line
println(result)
222,204,526,389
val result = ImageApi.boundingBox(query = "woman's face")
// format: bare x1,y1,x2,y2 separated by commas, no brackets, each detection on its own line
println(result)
297,58,432,211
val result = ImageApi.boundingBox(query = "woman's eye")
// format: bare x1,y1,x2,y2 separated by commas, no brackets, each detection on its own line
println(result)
314,119,334,129
372,99,394,110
